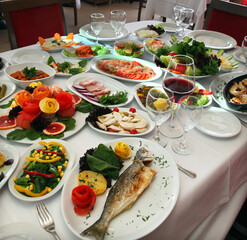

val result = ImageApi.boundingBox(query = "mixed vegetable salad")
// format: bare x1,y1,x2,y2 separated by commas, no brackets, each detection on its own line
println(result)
114,41,143,57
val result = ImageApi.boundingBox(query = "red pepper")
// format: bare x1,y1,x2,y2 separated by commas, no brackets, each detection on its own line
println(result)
113,107,119,112
130,129,138,134
109,129,115,132
197,89,213,95
37,149,64,155
24,170,55,178
129,108,136,113
138,95,146,99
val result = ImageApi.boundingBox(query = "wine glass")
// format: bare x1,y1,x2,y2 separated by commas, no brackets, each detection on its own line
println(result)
146,87,174,147
173,5,184,35
110,10,126,38
241,36,247,68
160,54,196,139
90,13,105,44
172,95,203,155
179,8,194,37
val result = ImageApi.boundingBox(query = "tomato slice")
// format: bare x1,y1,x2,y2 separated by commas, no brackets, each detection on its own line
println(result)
57,104,75,118
16,111,39,129
22,100,40,115
32,85,52,101
56,92,73,110
175,64,187,74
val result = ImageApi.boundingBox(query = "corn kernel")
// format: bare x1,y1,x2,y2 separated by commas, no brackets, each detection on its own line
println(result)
13,177,17,181
60,171,64,177
35,153,40,158
64,153,67,158
53,154,57,157
57,166,62,169
34,150,37,154
42,147,46,151
59,146,62,151
64,160,68,164
23,164,26,168
57,178,60,182
29,185,33,191
45,156,49,159
58,168,62,173
48,146,52,149
47,187,52,192
48,153,52,156
25,174,30,179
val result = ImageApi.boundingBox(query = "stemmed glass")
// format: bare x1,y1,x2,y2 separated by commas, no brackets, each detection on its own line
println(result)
90,13,105,44
110,10,126,38
172,95,203,155
179,8,194,37
241,36,247,68
173,5,184,35
146,87,174,147
160,55,196,139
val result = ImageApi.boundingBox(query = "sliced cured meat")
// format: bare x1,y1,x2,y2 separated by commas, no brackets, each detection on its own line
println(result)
79,78,97,87
93,88,110,96
86,82,104,92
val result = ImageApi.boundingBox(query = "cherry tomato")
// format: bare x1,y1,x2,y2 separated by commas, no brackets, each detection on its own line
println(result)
109,129,115,132
129,108,136,113
130,129,138,134
22,100,40,115
175,64,187,74
113,107,119,112
169,51,177,56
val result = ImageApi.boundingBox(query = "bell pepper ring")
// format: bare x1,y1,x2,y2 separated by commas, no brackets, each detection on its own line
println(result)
14,185,49,197
24,170,55,178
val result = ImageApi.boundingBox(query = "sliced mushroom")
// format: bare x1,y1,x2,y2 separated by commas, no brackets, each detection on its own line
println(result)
133,115,148,129
103,118,118,126
96,121,107,131
113,111,123,122
119,121,135,131
107,125,123,132
98,113,114,123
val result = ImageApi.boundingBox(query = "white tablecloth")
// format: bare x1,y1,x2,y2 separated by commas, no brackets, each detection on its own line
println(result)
0,21,246,240
144,0,212,29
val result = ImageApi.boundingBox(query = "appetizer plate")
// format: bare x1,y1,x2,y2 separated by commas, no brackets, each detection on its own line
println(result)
61,137,180,240
87,107,155,136
196,106,241,138
79,23,129,41
233,49,246,64
133,27,165,41
144,38,169,56
67,72,134,107
37,36,80,53
133,82,212,110
0,108,88,144
0,143,19,190
209,71,247,115
0,78,16,102
11,49,50,64
90,54,163,83
8,139,75,202
161,22,177,33
0,223,53,240
0,57,9,74
187,30,237,50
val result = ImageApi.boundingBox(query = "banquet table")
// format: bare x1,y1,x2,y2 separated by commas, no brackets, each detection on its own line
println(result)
144,0,212,30
0,20,247,240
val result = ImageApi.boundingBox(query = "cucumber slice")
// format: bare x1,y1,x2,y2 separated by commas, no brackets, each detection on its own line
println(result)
226,55,233,60
217,49,224,55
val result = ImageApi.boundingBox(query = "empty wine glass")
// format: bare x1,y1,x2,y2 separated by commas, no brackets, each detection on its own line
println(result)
241,36,247,68
172,95,203,155
146,87,174,147
90,13,105,44
160,54,196,139
173,5,184,35
179,8,194,37
110,10,126,38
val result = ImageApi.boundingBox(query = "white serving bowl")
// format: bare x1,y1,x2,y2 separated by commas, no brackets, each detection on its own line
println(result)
4,62,56,88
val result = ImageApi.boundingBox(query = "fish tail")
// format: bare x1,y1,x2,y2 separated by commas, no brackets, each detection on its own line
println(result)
80,219,108,240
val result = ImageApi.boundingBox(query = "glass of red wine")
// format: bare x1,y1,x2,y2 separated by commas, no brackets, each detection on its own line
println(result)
159,54,196,139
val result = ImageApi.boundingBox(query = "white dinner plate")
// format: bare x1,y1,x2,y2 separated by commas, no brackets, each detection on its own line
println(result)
66,72,133,107
11,49,50,64
187,30,237,50
0,57,9,75
61,137,180,240
90,54,163,83
133,27,165,41
233,49,246,64
209,71,247,115
79,23,129,41
0,107,88,144
87,107,155,136
8,139,75,202
0,143,19,190
143,38,169,56
0,78,16,102
196,106,241,138
161,22,177,33
0,222,53,240
133,82,212,111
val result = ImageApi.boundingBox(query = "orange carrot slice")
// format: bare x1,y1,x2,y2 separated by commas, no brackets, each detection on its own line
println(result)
54,33,61,40
38,37,46,45
113,42,124,48
66,33,74,40
14,90,33,107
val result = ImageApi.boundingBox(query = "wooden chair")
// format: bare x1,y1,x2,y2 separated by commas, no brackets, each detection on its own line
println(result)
204,0,247,46
0,0,67,49
137,0,146,21
63,0,77,26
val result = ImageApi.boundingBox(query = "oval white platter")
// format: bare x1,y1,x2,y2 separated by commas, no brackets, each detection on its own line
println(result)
196,106,241,138
67,72,133,107
209,71,247,115
90,54,163,83
79,23,129,41
187,30,237,50
11,49,50,64
0,78,16,102
0,107,88,144
133,27,165,41
87,107,155,136
0,143,19,190
61,137,180,240
8,139,75,202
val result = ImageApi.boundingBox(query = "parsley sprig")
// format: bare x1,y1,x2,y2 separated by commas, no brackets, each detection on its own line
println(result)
23,67,41,79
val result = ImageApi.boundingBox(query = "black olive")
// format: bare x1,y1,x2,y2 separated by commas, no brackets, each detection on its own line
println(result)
4,159,14,165
0,172,4,182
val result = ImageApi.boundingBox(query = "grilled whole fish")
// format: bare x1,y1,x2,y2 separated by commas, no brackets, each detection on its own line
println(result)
80,148,156,240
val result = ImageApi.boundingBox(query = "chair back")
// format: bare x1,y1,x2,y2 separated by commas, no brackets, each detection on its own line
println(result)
204,0,247,46
0,0,67,49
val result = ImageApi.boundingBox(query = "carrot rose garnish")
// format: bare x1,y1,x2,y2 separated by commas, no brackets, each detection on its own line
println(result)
66,33,74,40
54,33,61,40
38,37,46,45
14,90,33,107
32,85,52,101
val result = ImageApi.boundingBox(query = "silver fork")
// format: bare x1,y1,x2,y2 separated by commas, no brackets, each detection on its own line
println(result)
36,202,61,240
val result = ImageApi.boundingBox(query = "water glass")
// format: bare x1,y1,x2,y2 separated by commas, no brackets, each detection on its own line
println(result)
110,10,126,38
173,5,184,34
241,36,247,67
90,13,105,44
179,8,194,37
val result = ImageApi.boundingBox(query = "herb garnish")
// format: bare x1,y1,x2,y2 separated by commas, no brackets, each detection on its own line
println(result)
23,67,41,79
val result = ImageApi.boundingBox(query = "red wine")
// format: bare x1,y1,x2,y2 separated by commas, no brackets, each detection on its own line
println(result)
163,77,194,102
